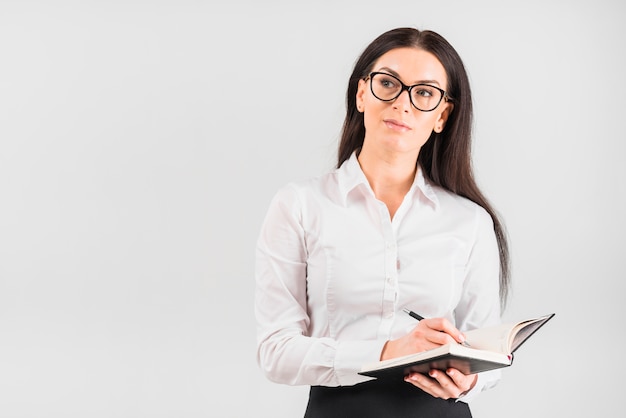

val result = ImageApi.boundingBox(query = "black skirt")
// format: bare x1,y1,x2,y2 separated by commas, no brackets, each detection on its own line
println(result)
304,378,472,418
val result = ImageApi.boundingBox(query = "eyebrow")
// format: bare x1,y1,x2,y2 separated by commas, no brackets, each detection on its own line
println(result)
376,66,442,86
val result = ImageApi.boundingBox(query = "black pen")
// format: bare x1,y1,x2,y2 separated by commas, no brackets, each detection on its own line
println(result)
402,308,471,347
402,307,425,321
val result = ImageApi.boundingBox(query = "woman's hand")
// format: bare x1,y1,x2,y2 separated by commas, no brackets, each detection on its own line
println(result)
380,317,477,399
404,368,477,399
380,317,467,360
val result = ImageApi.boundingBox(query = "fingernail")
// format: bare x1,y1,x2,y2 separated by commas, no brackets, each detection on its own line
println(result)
429,370,436,377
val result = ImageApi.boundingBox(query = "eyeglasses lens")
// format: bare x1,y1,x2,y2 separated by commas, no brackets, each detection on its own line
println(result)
370,73,443,112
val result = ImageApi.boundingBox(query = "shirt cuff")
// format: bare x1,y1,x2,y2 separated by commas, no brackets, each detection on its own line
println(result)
333,339,388,386
456,369,501,403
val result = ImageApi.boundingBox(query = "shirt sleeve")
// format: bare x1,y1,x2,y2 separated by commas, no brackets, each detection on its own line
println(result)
254,184,385,386
454,205,504,402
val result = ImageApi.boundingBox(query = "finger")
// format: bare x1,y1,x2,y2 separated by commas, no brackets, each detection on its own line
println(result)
406,322,452,349
404,372,449,400
446,368,477,394
424,329,457,346
423,318,466,345
428,370,460,398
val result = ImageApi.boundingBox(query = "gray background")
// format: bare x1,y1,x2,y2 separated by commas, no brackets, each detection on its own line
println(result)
1,0,624,416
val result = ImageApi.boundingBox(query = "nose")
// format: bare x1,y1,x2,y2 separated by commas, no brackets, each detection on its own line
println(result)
392,89,412,113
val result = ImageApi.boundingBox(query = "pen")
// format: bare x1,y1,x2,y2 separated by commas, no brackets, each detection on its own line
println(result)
402,308,471,347
402,307,425,321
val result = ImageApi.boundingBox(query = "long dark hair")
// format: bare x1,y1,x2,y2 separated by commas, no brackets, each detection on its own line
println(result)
338,27,511,309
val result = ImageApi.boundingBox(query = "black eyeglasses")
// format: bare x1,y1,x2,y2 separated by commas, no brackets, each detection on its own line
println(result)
366,72,449,112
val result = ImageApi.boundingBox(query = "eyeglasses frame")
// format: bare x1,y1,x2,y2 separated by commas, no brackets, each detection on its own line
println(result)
366,71,450,112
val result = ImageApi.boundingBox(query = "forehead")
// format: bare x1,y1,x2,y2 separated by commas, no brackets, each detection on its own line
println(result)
372,47,447,85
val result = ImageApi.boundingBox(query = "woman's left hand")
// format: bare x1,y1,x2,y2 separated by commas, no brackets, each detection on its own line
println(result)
404,368,477,400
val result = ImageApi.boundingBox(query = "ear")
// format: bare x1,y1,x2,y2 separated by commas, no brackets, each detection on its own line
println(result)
435,102,454,132
356,78,367,113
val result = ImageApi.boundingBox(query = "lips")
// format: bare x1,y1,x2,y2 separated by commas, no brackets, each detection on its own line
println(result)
384,119,411,132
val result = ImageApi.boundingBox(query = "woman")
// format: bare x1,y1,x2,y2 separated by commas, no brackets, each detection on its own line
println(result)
255,27,510,417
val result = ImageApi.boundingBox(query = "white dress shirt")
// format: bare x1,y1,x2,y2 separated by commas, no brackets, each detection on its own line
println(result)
255,152,502,401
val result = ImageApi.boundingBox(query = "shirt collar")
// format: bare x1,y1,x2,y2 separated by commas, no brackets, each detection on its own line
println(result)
412,164,439,209
337,152,369,204
336,151,440,209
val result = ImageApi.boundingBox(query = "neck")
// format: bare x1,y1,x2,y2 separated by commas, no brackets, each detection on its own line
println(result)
357,145,418,214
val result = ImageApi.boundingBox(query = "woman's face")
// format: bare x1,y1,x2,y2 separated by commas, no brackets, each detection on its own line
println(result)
356,47,453,157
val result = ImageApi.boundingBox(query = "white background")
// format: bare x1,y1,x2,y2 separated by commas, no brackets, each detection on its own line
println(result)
1,0,624,416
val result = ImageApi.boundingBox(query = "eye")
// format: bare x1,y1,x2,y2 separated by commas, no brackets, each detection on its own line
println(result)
378,75,398,89
414,87,435,98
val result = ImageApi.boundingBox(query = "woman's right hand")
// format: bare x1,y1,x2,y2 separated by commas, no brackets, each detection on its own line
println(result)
380,317,467,361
